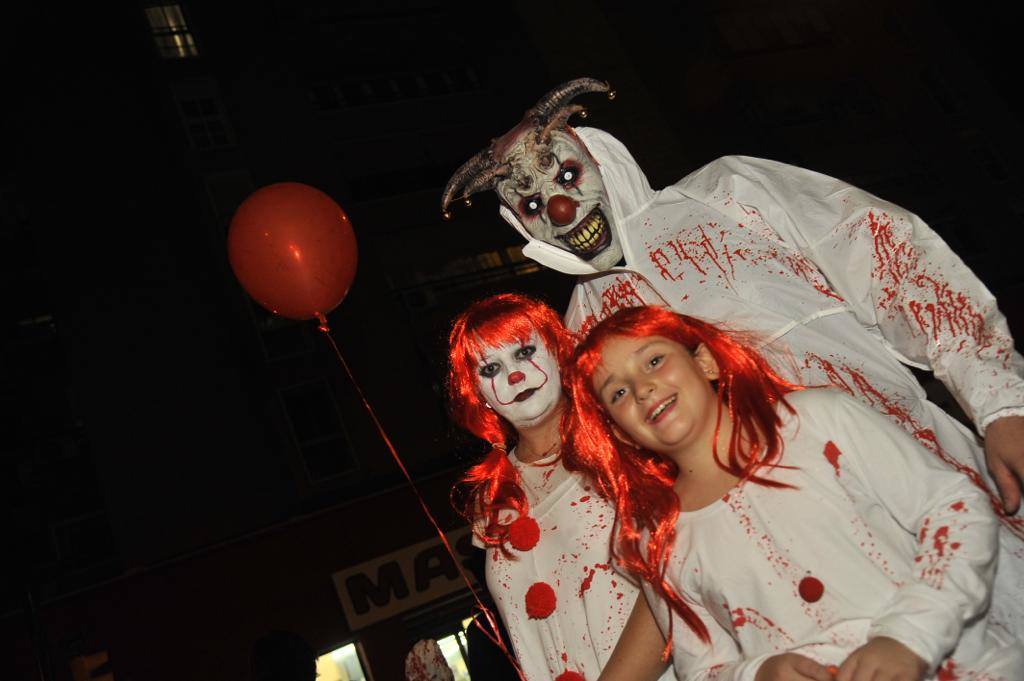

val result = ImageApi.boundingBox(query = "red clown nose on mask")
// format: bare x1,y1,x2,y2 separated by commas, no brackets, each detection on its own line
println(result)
547,194,578,226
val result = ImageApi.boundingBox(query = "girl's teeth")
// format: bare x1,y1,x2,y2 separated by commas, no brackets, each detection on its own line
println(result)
650,397,676,420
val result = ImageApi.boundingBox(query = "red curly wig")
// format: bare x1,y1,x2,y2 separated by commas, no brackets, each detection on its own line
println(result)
565,306,800,645
448,293,576,549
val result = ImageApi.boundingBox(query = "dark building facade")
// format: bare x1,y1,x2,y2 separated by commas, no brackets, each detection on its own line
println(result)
3,1,1022,680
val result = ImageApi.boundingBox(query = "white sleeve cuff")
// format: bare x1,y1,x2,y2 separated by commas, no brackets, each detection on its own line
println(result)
979,407,1024,436
868,586,961,674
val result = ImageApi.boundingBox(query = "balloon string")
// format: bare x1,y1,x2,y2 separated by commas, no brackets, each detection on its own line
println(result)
316,314,526,681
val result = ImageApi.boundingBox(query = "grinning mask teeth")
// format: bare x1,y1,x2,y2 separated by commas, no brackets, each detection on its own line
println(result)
496,130,623,271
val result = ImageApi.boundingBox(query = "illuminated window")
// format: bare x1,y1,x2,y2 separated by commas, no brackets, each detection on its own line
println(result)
145,4,198,58
316,642,368,681
435,631,470,681
145,5,197,58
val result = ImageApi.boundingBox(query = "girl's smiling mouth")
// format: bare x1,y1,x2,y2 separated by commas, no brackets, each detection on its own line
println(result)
647,395,677,423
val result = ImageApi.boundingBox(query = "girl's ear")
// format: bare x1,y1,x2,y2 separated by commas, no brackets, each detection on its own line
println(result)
694,343,721,381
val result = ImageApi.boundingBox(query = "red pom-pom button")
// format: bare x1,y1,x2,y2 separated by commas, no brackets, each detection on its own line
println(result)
555,672,586,681
509,516,541,551
798,575,825,603
525,581,557,619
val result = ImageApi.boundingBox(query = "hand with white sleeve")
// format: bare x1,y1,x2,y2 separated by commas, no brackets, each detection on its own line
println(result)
983,414,1024,514
835,636,927,681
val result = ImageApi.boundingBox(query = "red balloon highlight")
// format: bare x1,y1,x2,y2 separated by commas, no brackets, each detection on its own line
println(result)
228,182,357,320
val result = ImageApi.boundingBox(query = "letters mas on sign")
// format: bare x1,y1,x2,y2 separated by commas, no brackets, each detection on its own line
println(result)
332,527,475,630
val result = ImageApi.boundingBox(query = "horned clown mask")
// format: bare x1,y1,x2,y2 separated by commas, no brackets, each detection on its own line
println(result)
441,78,623,271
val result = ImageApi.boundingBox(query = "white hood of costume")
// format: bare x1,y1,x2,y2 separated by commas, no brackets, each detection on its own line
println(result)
499,127,655,275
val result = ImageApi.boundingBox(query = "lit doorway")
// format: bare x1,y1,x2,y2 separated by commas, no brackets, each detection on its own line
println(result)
316,642,368,681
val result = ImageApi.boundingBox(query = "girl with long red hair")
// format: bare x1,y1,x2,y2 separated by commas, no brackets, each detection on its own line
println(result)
567,306,1020,681
448,294,676,681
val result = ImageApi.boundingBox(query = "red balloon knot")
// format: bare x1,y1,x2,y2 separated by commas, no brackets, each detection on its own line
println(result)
508,516,541,551
525,582,557,619
798,575,825,603
554,672,585,681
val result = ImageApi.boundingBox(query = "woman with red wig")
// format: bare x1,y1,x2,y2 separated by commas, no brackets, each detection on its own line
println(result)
567,306,1020,681
448,294,675,681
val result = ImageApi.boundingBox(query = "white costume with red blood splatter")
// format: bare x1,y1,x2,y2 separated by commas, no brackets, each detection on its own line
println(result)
405,639,455,681
499,127,1024,632
646,388,1023,681
478,449,674,681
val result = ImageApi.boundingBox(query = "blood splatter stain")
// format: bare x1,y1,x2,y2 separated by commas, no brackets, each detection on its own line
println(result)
823,441,842,476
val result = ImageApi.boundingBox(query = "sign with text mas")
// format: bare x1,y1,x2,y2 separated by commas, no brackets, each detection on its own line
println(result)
332,526,475,630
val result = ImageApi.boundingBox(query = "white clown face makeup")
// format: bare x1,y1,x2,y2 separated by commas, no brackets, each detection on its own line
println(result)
496,130,623,271
476,332,563,429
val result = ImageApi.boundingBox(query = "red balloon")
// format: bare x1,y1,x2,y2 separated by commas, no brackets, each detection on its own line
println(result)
227,183,357,320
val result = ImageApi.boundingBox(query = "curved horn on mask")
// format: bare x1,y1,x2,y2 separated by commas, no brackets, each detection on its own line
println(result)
440,77,613,218
461,161,512,199
441,149,498,216
538,104,585,145
526,77,610,125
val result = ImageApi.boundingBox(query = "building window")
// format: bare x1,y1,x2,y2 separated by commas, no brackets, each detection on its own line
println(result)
309,66,482,112
145,4,198,58
172,81,234,151
280,380,357,482
436,627,471,681
402,613,474,681
178,97,231,149
389,246,540,312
